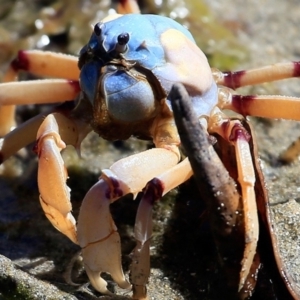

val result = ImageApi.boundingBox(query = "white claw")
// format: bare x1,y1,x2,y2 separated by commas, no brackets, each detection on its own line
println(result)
84,264,113,295
77,148,180,295
77,179,131,293
39,196,77,244
82,231,131,293
36,114,79,244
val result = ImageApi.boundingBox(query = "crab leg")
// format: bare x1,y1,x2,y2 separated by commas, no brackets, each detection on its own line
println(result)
0,67,16,135
0,80,80,105
34,112,91,244
0,113,48,163
0,50,79,136
218,87,300,120
0,100,79,164
0,106,15,136
5,50,79,81
212,61,300,89
208,112,258,291
131,158,192,299
76,147,192,296
217,87,300,163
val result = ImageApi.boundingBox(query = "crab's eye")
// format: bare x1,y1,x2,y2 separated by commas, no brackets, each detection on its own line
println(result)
115,32,130,54
94,22,104,36
117,33,130,45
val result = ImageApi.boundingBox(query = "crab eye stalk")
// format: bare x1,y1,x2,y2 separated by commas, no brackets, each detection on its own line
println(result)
118,33,130,45
116,32,130,54
94,22,104,36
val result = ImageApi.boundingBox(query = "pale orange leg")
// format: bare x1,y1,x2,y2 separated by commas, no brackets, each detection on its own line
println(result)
0,64,19,135
130,158,192,299
0,100,82,164
209,114,258,291
213,62,300,163
218,86,300,120
212,61,300,89
5,50,79,80
0,106,16,137
0,50,79,136
217,86,300,163
0,113,48,163
0,80,80,106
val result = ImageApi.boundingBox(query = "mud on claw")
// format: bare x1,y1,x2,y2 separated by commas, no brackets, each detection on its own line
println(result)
1,3,300,300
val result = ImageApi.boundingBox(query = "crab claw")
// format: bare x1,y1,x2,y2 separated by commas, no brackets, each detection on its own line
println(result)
77,176,131,294
77,148,180,295
36,113,80,244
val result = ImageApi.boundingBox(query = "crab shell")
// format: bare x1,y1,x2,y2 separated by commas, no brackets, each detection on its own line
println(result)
78,14,218,140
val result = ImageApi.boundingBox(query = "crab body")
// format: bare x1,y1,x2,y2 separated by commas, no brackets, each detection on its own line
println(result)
78,14,217,140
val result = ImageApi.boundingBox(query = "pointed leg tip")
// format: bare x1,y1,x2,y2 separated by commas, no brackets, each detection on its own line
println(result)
118,280,131,290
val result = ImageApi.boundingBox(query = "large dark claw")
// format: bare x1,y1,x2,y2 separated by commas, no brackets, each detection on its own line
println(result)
170,83,242,236
169,83,298,299
169,83,256,298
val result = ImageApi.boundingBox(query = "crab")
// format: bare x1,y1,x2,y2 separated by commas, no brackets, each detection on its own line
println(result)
1,3,300,299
